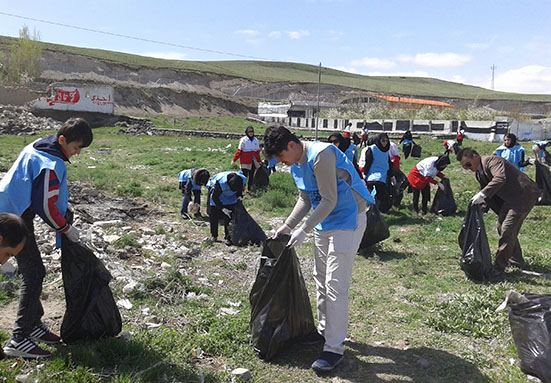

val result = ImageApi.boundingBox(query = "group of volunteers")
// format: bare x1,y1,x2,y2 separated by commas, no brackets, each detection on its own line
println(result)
1,116,550,373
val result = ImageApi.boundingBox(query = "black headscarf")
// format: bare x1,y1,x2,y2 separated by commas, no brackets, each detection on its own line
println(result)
375,133,390,152
245,126,255,141
328,133,350,153
435,154,451,171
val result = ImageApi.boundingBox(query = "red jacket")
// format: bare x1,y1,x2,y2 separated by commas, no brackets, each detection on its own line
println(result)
232,136,261,165
407,166,444,190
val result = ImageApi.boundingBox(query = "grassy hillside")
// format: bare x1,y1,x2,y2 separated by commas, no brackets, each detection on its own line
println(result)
2,35,551,102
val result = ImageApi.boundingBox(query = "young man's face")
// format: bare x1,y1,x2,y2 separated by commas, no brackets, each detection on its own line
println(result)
0,237,25,265
276,141,302,166
58,136,86,159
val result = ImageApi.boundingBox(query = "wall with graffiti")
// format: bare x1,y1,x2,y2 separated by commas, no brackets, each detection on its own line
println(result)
33,85,115,114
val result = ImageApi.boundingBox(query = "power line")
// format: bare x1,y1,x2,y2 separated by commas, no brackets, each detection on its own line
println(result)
0,11,273,61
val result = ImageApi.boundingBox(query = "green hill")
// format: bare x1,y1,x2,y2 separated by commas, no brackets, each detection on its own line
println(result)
1,34,551,102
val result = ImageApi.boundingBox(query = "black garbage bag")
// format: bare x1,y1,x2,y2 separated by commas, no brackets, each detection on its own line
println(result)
457,203,492,281
388,168,408,208
430,178,457,216
360,204,390,248
535,160,551,205
411,143,422,158
506,292,551,383
352,132,361,146
249,236,316,360
545,151,551,166
402,143,412,159
60,237,122,344
228,202,267,246
253,164,270,188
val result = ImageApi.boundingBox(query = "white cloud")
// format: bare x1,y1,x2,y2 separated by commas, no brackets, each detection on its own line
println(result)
349,57,396,70
287,30,310,40
398,52,471,67
495,65,551,94
142,51,187,60
234,29,259,37
328,30,344,41
268,31,281,39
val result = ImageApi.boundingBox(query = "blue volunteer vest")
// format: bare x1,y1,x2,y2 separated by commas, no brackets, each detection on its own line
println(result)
402,139,413,145
366,144,389,182
207,171,246,206
290,143,373,231
345,144,357,162
495,144,525,171
178,169,201,191
267,157,278,168
0,141,68,247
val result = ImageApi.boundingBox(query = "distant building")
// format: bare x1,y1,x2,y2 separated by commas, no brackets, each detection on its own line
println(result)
258,100,343,119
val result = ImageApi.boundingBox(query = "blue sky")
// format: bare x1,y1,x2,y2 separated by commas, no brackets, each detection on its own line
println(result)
1,0,550,94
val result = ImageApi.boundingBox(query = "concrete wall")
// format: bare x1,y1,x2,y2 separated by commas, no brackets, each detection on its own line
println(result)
33,85,115,114
259,116,551,142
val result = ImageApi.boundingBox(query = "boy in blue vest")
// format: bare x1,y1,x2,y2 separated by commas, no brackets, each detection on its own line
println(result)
178,168,210,219
0,118,93,359
264,126,375,372
206,171,246,246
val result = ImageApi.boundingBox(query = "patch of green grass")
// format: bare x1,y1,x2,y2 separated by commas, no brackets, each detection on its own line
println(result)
114,233,141,249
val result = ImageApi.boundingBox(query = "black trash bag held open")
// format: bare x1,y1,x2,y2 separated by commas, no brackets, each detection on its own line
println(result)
228,202,267,246
60,237,122,343
430,178,457,216
249,237,316,360
535,160,551,205
457,203,493,281
253,164,270,188
388,167,408,208
360,204,390,248
411,143,422,158
504,292,551,383
402,143,412,159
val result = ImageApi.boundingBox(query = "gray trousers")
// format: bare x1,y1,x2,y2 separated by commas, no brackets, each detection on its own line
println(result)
13,211,45,339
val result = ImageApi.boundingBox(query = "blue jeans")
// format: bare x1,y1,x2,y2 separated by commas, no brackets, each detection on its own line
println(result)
181,190,201,215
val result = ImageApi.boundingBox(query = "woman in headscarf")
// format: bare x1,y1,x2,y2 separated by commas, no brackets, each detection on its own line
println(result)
494,133,527,171
328,133,362,178
232,126,261,192
359,133,393,212
407,154,450,215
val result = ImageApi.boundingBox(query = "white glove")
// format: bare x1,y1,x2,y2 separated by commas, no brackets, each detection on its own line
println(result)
237,196,243,202
222,208,232,218
287,228,306,248
437,183,445,191
471,191,486,205
231,160,236,166
274,223,292,238
64,225,80,242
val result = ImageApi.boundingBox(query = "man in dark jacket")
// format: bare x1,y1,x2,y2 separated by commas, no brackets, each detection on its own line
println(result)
457,148,541,279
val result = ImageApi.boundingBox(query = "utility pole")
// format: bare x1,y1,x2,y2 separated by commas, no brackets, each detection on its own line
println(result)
490,64,496,90
315,62,321,140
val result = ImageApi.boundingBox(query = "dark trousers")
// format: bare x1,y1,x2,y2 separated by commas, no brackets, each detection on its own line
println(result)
181,190,201,215
366,181,390,213
13,211,45,338
242,167,256,191
494,202,535,271
412,185,430,213
208,204,235,239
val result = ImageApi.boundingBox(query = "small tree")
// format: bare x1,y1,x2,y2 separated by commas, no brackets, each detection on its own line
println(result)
0,25,43,83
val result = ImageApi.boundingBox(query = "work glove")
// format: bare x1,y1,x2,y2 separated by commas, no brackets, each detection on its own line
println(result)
274,223,292,238
471,191,486,205
287,228,306,248
437,183,445,191
231,160,236,167
222,208,232,218
237,196,243,202
64,225,80,242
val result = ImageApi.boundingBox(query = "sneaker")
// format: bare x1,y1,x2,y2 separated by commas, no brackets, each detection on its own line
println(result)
311,351,344,372
224,238,232,246
300,331,325,346
181,213,191,220
3,337,51,359
30,323,61,345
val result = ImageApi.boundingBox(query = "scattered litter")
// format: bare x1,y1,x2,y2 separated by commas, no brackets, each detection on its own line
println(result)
117,299,133,310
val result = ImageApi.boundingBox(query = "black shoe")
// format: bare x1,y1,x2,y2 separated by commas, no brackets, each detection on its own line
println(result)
224,238,232,246
300,331,325,346
311,351,344,372
181,213,191,220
